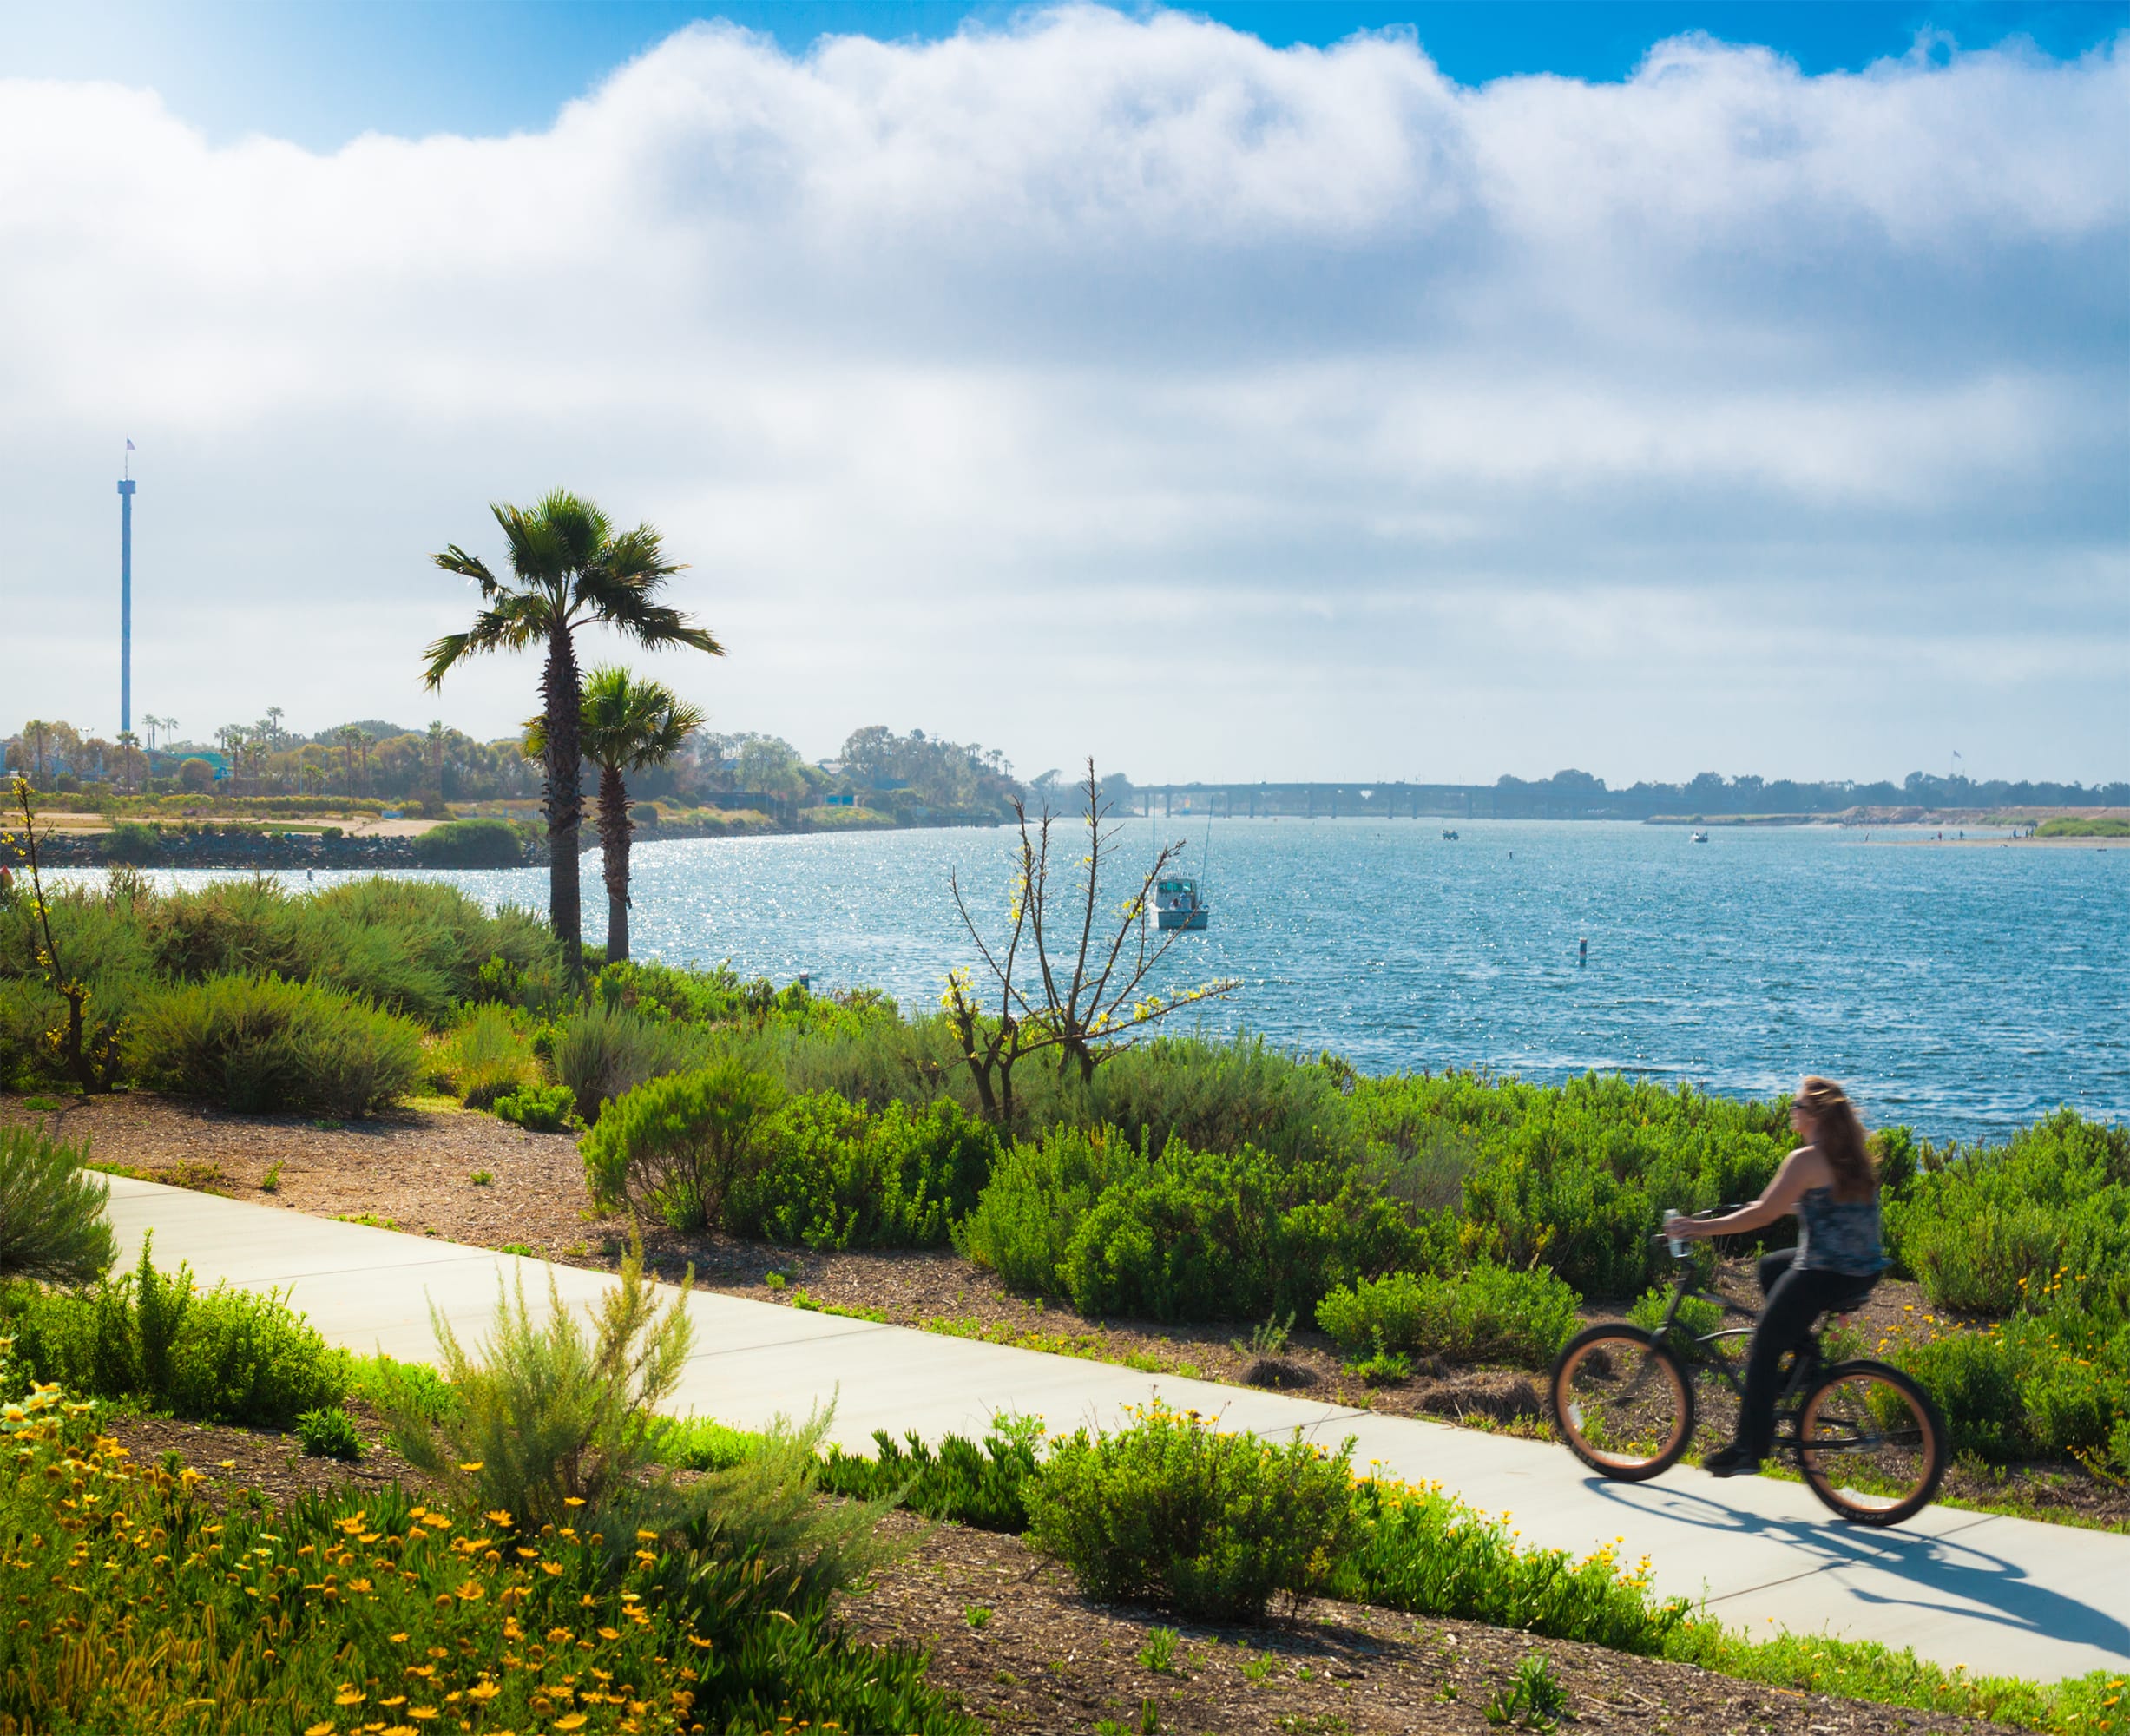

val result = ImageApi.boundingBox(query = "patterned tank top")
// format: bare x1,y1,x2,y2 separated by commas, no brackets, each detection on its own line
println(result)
1796,1185,1887,1276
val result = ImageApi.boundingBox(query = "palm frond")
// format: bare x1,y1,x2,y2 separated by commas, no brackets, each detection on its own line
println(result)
432,545,501,595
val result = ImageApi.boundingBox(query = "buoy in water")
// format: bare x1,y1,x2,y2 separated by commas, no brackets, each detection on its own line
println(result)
1579,937,1588,968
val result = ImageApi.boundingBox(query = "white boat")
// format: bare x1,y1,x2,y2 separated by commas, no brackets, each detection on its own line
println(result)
1690,830,1710,844
1154,876,1209,930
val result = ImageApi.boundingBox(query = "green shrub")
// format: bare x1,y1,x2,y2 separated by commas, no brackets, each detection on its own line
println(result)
1085,1036,1356,1171
437,1002,542,1108
818,1416,1043,1532
495,1080,578,1132
581,1062,786,1231
129,972,422,1115
1342,1478,1691,1654
4,1239,348,1429
1627,1285,1727,1346
1886,1110,2129,1318
293,1404,363,1460
0,1122,115,1286
1894,1314,2130,1464
101,820,165,865
556,998,702,1124
732,1092,1000,1249
379,1238,692,1529
411,816,523,865
954,1122,1140,1293
1316,1264,1581,1371
1027,1399,1358,1621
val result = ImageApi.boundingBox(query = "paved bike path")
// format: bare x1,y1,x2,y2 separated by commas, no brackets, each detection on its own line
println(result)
103,1175,2128,1683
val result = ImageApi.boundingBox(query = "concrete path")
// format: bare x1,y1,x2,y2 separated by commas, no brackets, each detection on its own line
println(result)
103,1174,2128,1685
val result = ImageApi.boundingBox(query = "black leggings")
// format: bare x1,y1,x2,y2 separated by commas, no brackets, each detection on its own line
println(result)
1737,1247,1877,1457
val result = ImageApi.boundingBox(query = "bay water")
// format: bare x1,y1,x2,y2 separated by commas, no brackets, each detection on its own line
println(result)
76,819,2127,1143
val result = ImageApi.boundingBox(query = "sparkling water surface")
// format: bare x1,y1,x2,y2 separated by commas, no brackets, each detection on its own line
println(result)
74,820,2127,1143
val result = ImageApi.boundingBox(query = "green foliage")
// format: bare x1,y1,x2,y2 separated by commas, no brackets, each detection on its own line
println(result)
495,1080,578,1132
650,1414,764,1473
293,1404,363,1460
440,1001,542,1108
129,972,423,1115
1342,1479,1690,1654
556,997,704,1124
1627,1286,1727,1345
3,1237,348,1428
732,1092,1001,1249
0,1121,115,1285
581,1062,786,1231
1489,1654,1569,1729
1892,1314,2130,1467
1886,1109,2129,1319
1350,1343,1412,1386
1028,1400,1359,1621
1316,1264,1581,1370
101,820,165,865
959,1123,1433,1324
378,1237,693,1529
818,1416,1044,1532
1084,1036,1356,1171
0,1423,971,1735
411,815,525,865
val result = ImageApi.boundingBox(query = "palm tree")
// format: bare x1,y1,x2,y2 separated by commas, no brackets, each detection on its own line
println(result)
424,490,720,971
337,725,361,797
22,720,49,786
426,720,448,800
525,667,703,962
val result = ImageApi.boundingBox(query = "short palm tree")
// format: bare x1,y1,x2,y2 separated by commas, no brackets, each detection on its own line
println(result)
424,490,721,970
526,667,704,962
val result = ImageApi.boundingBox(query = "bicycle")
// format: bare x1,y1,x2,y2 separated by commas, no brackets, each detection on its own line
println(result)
1548,1209,1949,1526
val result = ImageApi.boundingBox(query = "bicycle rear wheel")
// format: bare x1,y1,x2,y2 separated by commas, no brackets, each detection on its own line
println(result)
1550,1326,1694,1481
1796,1360,1948,1526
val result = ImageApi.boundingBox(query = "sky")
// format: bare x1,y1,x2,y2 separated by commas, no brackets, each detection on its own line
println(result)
1,1,2125,786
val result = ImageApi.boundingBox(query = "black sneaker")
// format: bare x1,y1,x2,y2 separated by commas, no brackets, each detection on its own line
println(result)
1703,1444,1762,1478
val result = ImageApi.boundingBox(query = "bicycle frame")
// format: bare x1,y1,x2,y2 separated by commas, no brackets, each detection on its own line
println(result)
1643,1251,1829,1456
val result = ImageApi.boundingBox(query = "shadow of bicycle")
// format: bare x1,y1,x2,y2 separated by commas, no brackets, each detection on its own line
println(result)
1583,1475,2130,1666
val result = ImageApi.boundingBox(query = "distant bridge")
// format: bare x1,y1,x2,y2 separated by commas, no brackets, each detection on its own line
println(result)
1126,783,1613,821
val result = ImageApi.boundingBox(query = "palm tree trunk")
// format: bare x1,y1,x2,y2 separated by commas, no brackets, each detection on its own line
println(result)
542,620,586,972
597,764,632,963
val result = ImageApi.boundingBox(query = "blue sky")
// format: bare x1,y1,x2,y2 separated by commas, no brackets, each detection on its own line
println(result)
1,3,2124,783
10,2,2124,148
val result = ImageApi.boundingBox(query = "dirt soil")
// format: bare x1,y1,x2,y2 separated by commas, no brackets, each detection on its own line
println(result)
12,1090,2125,1530
69,1411,2023,1736
846,1511,2018,1736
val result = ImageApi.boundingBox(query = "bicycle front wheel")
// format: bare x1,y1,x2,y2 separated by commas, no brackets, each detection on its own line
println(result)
1551,1326,1694,1481
1797,1360,1948,1526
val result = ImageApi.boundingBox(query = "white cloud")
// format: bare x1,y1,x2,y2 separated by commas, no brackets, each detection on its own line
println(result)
0,8,2123,783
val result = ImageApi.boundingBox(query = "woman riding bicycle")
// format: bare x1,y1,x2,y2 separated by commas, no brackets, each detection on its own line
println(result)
1669,1075,1888,1476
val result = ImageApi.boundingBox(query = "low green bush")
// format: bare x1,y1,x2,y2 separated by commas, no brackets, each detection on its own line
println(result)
819,1416,1043,1532
732,1092,1001,1249
581,1062,786,1232
293,1404,363,1460
1893,1314,2130,1469
960,1124,1435,1324
0,1121,115,1286
101,819,165,865
1316,1263,1581,1370
556,998,703,1124
1027,1399,1359,1621
440,1002,542,1108
411,815,523,865
129,972,422,1115
3,1238,348,1429
495,1080,577,1132
1886,1110,2129,1319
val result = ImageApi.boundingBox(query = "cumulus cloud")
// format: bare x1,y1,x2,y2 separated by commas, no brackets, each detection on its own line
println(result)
0,8,2123,781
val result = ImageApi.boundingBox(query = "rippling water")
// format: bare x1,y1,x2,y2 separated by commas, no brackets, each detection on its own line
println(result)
73,819,2127,1142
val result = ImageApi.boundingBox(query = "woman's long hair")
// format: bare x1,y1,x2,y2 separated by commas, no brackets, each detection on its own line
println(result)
1798,1075,1876,1201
